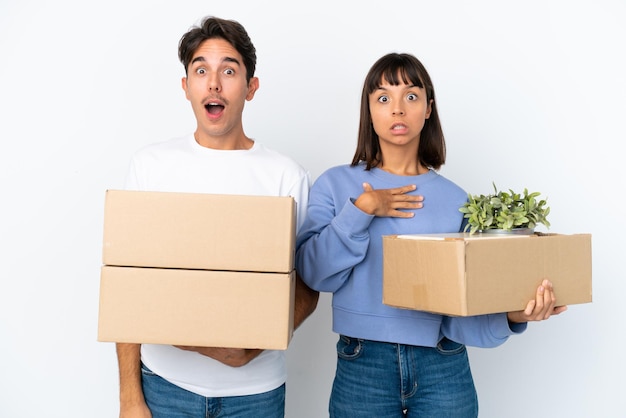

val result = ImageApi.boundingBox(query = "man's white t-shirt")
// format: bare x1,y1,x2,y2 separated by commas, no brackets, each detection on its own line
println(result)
124,134,311,397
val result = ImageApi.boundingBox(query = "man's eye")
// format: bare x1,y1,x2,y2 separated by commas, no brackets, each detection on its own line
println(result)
224,68,235,75
196,68,206,75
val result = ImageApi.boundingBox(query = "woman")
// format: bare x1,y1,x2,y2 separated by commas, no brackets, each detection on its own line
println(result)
295,52,566,417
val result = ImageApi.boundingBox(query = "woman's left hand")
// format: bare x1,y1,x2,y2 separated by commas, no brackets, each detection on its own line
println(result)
507,279,568,324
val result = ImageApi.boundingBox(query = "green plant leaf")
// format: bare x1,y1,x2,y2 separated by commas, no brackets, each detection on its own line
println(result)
459,182,550,233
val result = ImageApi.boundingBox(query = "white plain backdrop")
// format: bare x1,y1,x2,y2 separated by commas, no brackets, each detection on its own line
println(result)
1,1,625,417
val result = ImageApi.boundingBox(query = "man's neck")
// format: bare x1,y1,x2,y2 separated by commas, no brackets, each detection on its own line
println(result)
194,131,254,150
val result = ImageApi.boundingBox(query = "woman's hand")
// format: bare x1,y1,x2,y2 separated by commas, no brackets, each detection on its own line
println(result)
507,279,568,324
354,182,424,217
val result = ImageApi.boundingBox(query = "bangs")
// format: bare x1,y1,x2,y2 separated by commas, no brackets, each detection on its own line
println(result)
364,55,426,95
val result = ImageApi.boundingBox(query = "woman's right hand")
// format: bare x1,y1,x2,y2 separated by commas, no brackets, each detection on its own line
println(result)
354,182,424,217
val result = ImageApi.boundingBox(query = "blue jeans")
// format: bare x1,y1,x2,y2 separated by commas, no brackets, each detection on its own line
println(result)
329,336,478,418
141,363,285,418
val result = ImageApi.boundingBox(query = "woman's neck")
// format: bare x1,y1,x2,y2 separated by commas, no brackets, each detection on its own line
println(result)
377,149,428,176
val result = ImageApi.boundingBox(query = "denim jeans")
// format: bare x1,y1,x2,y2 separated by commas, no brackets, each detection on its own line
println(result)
141,363,285,418
329,336,478,418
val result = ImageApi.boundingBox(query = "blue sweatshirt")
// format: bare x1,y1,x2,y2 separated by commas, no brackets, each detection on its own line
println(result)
295,164,525,348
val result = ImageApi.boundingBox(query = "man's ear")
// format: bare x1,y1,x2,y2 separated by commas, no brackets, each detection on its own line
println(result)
246,77,259,101
182,77,190,99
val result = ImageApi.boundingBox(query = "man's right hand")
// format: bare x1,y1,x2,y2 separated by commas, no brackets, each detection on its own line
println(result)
120,403,152,418
174,346,262,367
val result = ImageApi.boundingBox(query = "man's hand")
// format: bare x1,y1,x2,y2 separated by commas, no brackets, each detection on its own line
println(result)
174,346,262,367
119,403,152,418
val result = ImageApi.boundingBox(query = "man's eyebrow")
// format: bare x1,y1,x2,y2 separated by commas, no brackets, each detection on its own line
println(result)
190,56,206,65
189,56,241,66
222,56,241,66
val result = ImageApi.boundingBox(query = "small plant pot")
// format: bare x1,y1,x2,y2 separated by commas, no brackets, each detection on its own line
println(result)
479,228,535,235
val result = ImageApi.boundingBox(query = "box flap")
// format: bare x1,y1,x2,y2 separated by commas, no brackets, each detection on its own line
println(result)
396,233,530,241
102,190,296,273
383,235,467,315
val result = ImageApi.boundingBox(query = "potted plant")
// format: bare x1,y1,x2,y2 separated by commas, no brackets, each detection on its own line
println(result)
459,182,551,235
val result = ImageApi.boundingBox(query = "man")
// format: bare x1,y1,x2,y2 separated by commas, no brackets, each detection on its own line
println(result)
117,16,318,418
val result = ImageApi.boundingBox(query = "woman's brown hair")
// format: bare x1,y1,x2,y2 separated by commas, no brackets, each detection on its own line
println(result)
351,53,446,171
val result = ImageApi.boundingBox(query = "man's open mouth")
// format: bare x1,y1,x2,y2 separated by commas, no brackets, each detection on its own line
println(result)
205,103,224,115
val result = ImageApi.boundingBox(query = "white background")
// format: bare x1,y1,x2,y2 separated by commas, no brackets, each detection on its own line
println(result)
1,0,625,417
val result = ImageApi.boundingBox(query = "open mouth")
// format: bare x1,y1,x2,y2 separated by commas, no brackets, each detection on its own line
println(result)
205,103,224,115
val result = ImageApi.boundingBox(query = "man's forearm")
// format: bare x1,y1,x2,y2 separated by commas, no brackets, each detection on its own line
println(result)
293,272,319,330
116,343,146,409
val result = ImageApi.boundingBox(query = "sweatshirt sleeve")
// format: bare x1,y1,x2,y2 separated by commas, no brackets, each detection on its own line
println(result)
295,175,374,293
441,313,527,348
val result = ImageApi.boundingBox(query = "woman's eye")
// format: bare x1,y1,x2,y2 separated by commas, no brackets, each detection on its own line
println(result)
407,93,417,101
377,95,389,103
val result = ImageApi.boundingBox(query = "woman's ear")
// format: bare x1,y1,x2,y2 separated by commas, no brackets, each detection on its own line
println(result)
426,98,433,119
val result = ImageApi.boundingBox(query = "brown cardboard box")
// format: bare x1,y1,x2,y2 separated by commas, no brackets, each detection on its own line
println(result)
98,266,295,349
102,190,296,273
98,190,297,349
383,233,592,316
